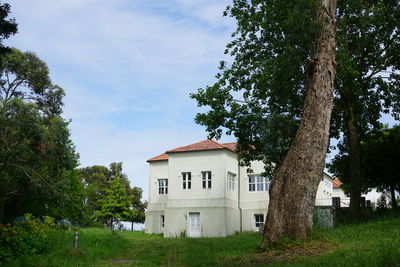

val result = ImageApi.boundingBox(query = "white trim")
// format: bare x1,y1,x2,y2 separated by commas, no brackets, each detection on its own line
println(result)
253,213,265,231
181,171,192,191
187,211,201,238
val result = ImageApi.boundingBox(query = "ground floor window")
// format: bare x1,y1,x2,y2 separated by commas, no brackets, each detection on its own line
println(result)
254,214,265,228
160,215,165,231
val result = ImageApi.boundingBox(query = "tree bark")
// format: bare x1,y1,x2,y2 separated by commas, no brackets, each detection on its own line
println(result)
261,0,337,249
346,106,362,216
390,185,397,209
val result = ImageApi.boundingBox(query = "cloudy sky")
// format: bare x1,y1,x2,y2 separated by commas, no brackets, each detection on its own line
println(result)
5,0,398,202
6,0,237,200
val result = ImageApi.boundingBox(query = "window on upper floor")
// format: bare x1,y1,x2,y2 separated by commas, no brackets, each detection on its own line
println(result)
202,171,212,189
182,172,191,190
248,175,270,192
254,214,265,228
227,172,236,191
158,179,168,194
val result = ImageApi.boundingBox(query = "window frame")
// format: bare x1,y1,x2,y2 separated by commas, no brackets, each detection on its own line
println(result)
248,175,270,192
160,215,165,231
202,171,212,189
227,172,236,191
254,213,265,229
158,179,168,195
182,172,192,190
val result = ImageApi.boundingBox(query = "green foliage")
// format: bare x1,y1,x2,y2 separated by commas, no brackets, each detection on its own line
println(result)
94,177,135,229
0,48,82,224
0,99,82,223
191,0,321,173
330,125,400,202
191,1,400,181
0,214,52,264
0,48,64,115
0,2,18,54
377,195,387,210
80,163,146,226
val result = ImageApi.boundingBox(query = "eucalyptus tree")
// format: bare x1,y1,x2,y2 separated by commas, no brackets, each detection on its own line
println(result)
0,1,18,54
0,49,81,223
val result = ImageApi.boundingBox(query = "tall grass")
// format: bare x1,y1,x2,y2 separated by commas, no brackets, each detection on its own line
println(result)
4,210,400,266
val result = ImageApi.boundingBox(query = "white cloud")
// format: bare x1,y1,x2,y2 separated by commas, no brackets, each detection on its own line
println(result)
6,0,236,201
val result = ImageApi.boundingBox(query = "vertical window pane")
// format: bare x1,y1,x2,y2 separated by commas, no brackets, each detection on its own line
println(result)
158,179,168,194
249,176,254,183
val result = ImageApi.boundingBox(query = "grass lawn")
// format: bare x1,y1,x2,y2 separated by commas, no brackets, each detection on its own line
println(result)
4,213,400,266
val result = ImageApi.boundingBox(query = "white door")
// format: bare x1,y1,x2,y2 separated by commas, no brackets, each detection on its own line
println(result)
188,212,201,237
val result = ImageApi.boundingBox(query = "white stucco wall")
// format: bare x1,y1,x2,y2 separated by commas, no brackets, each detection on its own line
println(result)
332,186,381,208
315,173,334,206
145,148,335,237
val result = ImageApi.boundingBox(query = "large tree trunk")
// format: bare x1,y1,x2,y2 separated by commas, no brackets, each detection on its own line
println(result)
261,0,337,249
346,107,362,216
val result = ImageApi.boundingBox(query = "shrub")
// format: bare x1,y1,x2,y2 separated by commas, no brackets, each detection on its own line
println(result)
0,214,52,263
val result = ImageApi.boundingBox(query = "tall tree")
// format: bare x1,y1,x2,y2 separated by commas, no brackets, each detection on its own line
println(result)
81,163,146,227
80,165,111,220
261,0,336,247
94,177,134,230
330,125,400,209
0,48,64,115
192,0,337,246
0,1,18,55
0,99,80,222
192,0,399,229
0,48,80,223
331,1,400,215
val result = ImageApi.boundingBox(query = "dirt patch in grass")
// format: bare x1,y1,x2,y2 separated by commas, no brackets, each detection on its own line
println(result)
222,240,335,266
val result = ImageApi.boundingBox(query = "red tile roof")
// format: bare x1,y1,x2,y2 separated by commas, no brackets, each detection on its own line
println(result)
167,140,236,153
146,153,169,162
333,178,343,188
222,142,237,151
147,140,237,162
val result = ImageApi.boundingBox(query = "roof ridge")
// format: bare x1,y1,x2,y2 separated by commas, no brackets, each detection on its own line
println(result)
166,139,213,152
208,139,227,148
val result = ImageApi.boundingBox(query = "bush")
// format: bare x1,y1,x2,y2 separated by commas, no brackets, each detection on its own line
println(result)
0,214,52,263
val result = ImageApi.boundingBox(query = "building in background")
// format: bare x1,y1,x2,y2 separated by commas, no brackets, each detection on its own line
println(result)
145,140,334,238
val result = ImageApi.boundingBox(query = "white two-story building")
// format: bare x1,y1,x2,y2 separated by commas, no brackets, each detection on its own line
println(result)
145,140,333,238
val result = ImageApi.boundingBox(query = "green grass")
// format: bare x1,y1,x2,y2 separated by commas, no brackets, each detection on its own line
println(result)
4,212,400,266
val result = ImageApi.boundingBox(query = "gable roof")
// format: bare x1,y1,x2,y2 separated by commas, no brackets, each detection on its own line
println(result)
147,140,237,162
147,153,169,162
167,139,236,153
333,178,343,188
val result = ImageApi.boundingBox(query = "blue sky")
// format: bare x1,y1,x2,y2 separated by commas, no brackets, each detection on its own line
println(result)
6,0,237,200
5,0,398,201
